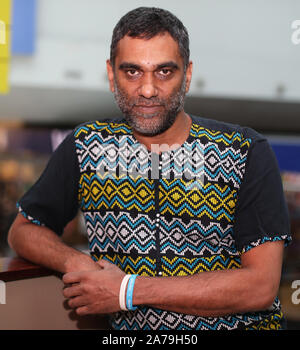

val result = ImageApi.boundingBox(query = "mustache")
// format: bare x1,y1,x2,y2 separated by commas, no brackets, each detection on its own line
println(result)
128,98,166,108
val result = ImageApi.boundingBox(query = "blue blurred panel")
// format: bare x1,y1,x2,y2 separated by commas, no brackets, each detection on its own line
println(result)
271,143,300,172
11,0,36,55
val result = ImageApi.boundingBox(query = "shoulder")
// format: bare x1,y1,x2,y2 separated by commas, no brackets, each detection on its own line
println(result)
190,114,265,145
73,117,131,140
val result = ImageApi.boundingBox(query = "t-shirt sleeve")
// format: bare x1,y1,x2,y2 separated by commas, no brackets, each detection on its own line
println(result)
234,136,292,254
16,131,80,236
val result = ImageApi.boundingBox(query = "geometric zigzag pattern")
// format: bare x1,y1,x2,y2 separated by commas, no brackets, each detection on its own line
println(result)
110,298,283,330
85,211,237,258
91,252,242,277
72,118,284,330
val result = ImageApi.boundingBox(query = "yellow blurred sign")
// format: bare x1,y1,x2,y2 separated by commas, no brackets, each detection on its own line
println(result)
0,0,12,94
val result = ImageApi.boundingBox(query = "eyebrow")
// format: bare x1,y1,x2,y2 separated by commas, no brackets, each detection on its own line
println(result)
118,61,180,71
119,62,141,70
156,61,180,70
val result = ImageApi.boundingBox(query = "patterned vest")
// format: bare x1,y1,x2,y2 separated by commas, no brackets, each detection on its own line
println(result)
73,115,284,330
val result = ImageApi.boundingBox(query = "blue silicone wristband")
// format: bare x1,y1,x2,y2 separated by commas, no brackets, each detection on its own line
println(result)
126,274,138,311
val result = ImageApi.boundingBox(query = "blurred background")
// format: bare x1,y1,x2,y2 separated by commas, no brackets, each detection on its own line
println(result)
0,0,299,328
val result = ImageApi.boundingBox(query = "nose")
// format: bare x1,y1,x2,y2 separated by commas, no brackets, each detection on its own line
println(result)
138,73,158,99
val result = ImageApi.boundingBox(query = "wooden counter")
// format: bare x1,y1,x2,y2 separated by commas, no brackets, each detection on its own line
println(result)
0,256,110,330
0,256,53,282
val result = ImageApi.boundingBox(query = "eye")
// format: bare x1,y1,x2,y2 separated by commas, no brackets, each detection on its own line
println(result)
126,69,140,77
157,68,173,78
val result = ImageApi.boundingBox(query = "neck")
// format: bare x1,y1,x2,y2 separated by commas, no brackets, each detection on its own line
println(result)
132,111,192,153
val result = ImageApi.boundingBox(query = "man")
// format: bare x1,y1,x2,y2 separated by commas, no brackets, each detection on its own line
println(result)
8,7,291,330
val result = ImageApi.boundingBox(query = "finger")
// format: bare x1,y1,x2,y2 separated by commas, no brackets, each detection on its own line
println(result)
97,259,111,269
63,284,82,299
95,260,104,269
68,296,88,309
62,271,82,285
76,305,91,316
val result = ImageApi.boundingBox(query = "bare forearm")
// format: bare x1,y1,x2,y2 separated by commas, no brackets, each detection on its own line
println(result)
62,242,283,317
132,242,283,317
133,268,274,317
8,214,96,274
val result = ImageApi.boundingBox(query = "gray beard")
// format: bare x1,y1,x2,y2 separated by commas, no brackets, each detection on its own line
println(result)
113,79,186,136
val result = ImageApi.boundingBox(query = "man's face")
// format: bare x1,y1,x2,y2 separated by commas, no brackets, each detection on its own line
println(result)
107,33,192,136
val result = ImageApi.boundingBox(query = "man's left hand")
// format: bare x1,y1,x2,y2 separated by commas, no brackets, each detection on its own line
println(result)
62,259,125,315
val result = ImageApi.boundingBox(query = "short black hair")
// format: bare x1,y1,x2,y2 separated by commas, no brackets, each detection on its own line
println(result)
110,7,190,69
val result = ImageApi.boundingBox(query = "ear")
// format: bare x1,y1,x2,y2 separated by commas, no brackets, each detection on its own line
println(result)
185,61,193,93
106,59,115,93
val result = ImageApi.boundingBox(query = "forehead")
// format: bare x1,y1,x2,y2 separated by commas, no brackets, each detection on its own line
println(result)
115,33,183,69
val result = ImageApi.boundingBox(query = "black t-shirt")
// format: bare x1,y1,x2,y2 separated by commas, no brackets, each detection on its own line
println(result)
16,115,292,330
17,131,79,235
